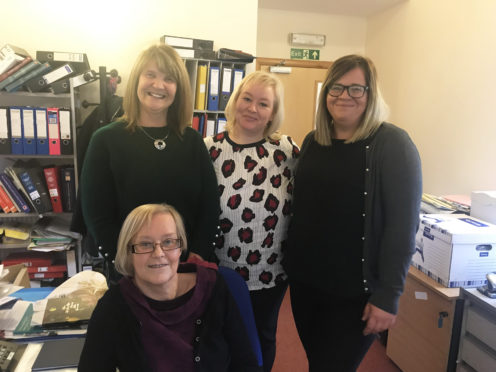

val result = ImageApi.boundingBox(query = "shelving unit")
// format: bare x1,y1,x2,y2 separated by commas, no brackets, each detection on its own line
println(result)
0,80,89,277
183,58,249,136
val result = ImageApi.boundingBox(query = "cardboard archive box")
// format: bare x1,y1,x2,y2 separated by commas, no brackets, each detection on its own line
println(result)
412,214,496,288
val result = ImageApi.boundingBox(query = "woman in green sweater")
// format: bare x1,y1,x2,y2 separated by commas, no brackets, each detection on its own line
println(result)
81,44,219,280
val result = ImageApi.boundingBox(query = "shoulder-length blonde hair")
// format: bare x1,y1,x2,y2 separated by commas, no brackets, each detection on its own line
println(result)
114,204,188,277
315,54,389,146
224,71,284,141
119,44,193,137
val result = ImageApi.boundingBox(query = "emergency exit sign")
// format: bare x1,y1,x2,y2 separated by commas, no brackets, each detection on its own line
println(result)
290,48,320,60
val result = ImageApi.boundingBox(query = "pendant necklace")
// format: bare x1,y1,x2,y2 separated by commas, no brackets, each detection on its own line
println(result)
138,125,169,150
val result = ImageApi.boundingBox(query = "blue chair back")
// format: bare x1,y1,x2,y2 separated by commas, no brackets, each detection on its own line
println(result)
218,266,263,367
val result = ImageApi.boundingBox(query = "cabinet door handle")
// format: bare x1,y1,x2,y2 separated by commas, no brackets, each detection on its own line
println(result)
438,311,449,328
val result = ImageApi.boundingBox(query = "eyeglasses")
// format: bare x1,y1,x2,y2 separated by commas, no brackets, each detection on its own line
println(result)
130,238,183,254
328,84,369,98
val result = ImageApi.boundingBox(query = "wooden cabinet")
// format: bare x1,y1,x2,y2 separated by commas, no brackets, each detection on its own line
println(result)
457,288,496,372
387,266,463,372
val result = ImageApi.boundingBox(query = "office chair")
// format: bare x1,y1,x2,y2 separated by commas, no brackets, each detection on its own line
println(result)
218,266,263,367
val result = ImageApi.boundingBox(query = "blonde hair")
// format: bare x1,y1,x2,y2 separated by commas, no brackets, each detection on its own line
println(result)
119,44,193,136
315,54,389,145
224,71,284,140
114,204,188,277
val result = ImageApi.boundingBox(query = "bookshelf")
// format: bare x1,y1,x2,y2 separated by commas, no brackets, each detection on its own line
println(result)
0,81,85,280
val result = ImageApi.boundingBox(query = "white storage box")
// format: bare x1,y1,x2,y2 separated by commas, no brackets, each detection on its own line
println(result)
471,191,496,225
412,214,496,288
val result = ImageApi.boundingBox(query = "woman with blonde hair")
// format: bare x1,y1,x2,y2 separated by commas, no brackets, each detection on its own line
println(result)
81,44,219,281
79,203,261,371
284,55,422,371
204,71,299,372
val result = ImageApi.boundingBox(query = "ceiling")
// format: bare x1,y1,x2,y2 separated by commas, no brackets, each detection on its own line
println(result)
258,0,407,17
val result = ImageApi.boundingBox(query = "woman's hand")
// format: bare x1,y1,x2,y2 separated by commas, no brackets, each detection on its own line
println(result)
361,303,396,335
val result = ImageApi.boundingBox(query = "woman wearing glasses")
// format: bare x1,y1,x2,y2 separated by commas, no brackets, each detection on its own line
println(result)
284,55,422,371
81,44,219,282
79,203,260,372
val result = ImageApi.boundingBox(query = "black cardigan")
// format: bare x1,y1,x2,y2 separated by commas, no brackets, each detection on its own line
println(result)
78,269,261,372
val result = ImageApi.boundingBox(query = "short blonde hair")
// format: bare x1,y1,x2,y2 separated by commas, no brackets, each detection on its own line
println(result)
114,204,188,277
119,44,193,136
315,54,389,145
224,71,284,140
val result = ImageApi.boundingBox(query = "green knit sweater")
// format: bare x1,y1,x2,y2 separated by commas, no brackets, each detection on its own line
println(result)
81,121,220,261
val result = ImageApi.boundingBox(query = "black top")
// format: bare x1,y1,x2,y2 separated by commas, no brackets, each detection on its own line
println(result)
289,137,366,297
80,121,220,261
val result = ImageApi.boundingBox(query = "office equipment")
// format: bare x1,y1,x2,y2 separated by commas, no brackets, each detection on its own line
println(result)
219,66,232,111
0,107,11,154
386,266,463,372
0,183,14,213
21,107,36,155
50,78,70,94
0,180,20,212
0,44,30,75
36,50,90,74
59,166,76,212
173,47,216,59
18,167,53,214
31,337,85,371
8,106,23,154
43,166,63,213
34,107,49,155
217,48,255,63
25,64,75,93
413,213,496,288
47,107,61,155
0,173,30,213
160,35,214,50
232,68,244,91
194,64,207,110
205,118,216,137
0,56,32,83
59,109,73,155
4,62,51,93
198,113,206,136
3,251,54,267
0,60,41,91
477,271,496,299
457,287,496,371
207,66,220,111
191,114,200,132
0,339,25,371
217,117,227,133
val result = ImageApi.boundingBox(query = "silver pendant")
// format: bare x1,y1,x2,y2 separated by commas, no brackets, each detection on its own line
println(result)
154,139,166,150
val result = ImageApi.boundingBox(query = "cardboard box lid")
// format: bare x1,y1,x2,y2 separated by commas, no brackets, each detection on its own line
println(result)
420,214,496,244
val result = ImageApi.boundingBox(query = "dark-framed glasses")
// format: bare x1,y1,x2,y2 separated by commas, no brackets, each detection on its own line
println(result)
328,84,369,98
130,238,182,254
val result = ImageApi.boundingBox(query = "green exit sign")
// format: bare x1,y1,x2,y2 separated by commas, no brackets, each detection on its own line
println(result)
290,48,320,60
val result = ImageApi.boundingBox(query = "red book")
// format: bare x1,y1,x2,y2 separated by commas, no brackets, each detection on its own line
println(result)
0,184,11,213
29,271,65,279
43,166,63,213
0,56,32,83
27,264,67,274
0,183,16,213
3,251,54,267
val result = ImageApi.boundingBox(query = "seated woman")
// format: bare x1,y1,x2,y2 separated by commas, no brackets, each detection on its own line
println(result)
78,204,261,372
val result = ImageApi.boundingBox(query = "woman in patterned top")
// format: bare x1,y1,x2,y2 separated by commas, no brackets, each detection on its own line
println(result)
204,71,299,372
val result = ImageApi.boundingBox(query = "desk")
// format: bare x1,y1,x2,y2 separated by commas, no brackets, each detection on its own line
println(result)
14,340,80,371
457,288,496,372
386,267,463,372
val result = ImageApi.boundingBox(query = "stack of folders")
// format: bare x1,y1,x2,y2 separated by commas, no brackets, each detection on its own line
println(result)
193,62,244,112
161,34,216,59
0,45,90,94
192,113,227,138
0,160,76,215
0,106,73,156
3,251,67,280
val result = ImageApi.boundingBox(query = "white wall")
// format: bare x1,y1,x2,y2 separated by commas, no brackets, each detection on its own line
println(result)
1,0,258,96
366,0,496,195
257,8,367,60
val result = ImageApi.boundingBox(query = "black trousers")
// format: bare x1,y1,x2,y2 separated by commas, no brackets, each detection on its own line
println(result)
290,282,375,372
250,282,288,372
